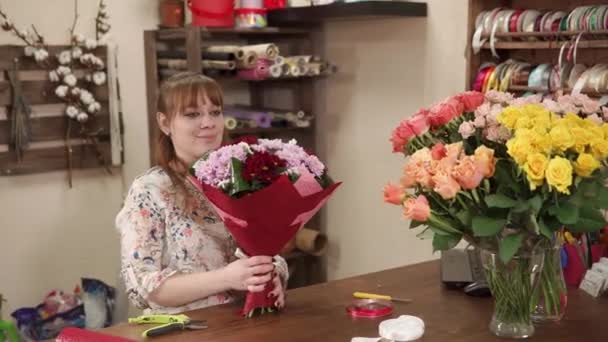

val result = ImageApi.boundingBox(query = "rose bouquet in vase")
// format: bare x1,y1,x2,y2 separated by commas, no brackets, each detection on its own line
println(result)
385,91,608,338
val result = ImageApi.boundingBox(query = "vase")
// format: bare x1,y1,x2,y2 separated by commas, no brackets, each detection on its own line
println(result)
531,241,567,322
480,248,544,339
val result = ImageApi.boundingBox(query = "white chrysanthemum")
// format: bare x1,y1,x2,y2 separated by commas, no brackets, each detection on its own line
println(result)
80,53,94,64
94,56,104,69
93,71,106,85
65,105,79,118
56,66,71,76
85,38,97,50
55,85,68,98
34,49,49,62
80,90,94,105
24,46,35,57
76,112,88,122
84,74,92,82
58,50,72,65
88,102,101,113
63,74,77,87
19,29,29,38
73,33,85,44
71,47,83,59
71,87,81,96
48,70,60,82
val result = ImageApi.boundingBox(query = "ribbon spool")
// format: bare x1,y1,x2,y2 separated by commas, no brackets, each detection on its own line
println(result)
346,299,394,319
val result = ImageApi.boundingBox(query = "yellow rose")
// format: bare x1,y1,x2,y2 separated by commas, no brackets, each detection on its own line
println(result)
507,138,532,165
522,104,548,118
602,123,608,139
546,157,573,194
574,153,600,177
533,134,552,154
591,139,608,160
570,127,592,153
563,113,584,127
587,125,604,141
515,116,533,130
549,125,574,152
524,153,548,190
498,107,524,130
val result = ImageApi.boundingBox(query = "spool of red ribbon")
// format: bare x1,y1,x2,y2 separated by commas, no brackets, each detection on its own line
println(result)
346,299,394,319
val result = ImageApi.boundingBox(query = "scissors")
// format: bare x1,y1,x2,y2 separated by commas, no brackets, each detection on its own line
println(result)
129,314,208,338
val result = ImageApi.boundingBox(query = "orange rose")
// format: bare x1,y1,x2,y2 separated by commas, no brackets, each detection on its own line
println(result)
474,145,496,178
383,183,405,205
452,156,484,190
403,195,431,222
432,164,461,199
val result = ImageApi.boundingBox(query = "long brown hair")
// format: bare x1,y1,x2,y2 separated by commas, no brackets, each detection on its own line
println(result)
155,72,225,193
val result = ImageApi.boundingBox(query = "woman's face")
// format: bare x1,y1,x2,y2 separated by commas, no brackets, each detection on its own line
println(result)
158,93,224,165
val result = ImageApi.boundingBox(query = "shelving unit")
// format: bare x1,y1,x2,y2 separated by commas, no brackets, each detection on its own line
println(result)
143,25,324,288
466,0,608,97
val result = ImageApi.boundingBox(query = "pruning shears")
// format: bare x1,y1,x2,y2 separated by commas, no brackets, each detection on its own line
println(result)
128,314,208,338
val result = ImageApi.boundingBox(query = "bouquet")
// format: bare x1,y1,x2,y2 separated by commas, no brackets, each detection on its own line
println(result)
190,137,340,317
385,90,608,332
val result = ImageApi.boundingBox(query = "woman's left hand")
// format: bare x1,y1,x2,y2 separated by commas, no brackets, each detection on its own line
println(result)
268,274,286,309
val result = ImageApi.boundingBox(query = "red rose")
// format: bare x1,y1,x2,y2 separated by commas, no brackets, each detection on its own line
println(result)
427,102,458,127
390,121,415,153
431,143,447,160
457,91,485,112
242,152,286,184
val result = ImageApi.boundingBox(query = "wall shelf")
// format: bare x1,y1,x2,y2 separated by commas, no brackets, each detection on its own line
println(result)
267,0,427,25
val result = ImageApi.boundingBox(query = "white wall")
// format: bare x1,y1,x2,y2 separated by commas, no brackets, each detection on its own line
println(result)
319,0,469,280
0,0,158,317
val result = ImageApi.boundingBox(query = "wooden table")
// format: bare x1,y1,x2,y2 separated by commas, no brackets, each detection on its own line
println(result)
103,261,608,341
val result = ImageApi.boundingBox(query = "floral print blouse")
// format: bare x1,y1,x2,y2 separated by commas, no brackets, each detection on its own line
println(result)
116,167,240,314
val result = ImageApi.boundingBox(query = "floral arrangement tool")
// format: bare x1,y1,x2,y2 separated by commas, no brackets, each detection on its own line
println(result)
129,314,207,338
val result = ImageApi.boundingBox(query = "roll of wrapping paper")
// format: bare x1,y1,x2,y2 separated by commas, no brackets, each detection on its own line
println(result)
224,116,257,130
295,228,328,256
157,58,188,70
242,43,279,60
284,55,312,67
307,62,321,76
274,55,285,66
202,60,236,70
269,64,283,78
237,58,272,80
223,107,272,128
206,45,245,60
236,51,258,69
157,50,236,61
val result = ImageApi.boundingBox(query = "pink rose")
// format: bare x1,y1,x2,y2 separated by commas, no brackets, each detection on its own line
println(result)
390,121,415,153
457,91,485,112
383,183,405,205
432,164,461,200
473,115,486,128
581,97,600,114
485,90,514,104
458,121,476,139
587,113,603,125
403,195,431,222
408,113,430,135
474,145,496,178
452,156,484,190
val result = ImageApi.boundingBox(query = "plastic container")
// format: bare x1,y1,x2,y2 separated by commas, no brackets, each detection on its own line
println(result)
188,0,234,27
235,8,268,28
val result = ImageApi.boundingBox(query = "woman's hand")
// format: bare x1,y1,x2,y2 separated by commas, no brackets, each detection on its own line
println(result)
223,256,275,292
268,273,286,309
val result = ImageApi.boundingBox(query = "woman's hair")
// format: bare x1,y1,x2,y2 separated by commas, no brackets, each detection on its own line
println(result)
155,72,224,193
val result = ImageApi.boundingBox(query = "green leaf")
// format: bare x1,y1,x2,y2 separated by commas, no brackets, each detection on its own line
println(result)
528,195,543,214
595,186,608,209
472,216,506,237
454,210,472,227
432,233,461,252
555,203,579,225
485,194,518,208
429,224,452,236
511,201,530,213
409,220,425,229
499,233,524,263
229,158,251,196
570,207,606,233
538,217,553,239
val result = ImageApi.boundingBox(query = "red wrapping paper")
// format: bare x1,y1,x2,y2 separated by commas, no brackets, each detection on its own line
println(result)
189,171,340,315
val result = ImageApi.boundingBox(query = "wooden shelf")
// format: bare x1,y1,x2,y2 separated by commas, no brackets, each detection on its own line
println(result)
482,39,608,50
267,0,427,25
228,126,312,136
156,26,310,40
508,85,608,97
482,30,608,39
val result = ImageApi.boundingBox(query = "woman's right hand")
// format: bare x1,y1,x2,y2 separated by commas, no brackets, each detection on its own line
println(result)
223,256,275,292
